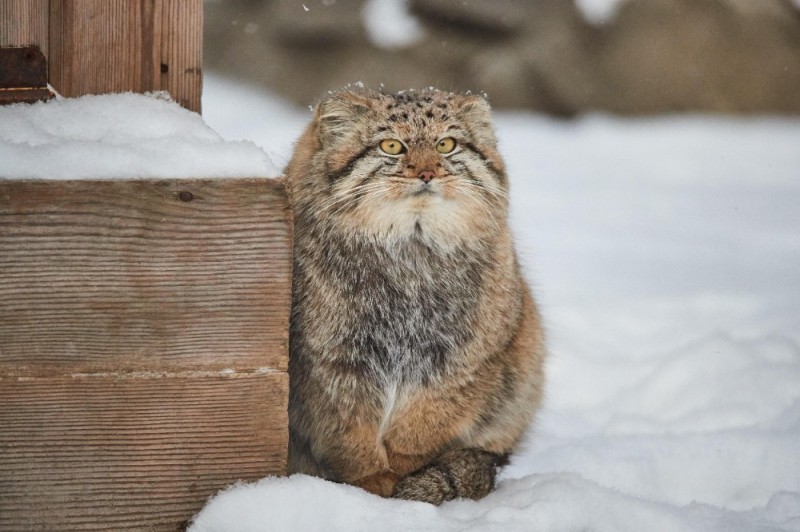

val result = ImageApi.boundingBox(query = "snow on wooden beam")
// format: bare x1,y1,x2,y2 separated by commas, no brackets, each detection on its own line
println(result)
0,178,291,530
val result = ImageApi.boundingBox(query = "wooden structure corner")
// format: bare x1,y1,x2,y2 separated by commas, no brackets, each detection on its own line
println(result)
1,0,203,112
0,178,292,529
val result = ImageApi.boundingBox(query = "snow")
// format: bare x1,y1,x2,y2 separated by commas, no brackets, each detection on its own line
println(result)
361,0,425,49
192,74,800,531
0,91,277,179
190,473,787,532
574,0,628,25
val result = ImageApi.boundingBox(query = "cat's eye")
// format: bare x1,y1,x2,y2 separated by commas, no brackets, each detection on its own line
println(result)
379,139,406,155
436,137,457,154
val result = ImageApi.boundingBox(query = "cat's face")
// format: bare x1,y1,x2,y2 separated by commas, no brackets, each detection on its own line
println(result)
309,89,508,244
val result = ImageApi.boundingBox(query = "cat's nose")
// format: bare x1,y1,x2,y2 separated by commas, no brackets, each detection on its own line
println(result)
418,170,435,183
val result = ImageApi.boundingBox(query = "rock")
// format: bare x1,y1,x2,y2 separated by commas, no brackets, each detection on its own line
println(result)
593,0,800,114
203,0,800,115
409,0,528,36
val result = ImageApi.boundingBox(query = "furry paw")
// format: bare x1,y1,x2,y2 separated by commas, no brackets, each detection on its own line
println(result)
392,448,502,505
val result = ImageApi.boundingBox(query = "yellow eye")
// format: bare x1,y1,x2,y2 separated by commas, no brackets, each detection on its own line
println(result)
436,137,457,154
379,139,405,155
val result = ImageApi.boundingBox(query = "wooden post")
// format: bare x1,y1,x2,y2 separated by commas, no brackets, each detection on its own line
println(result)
0,179,291,530
0,0,203,112
48,0,203,112
0,0,48,51
159,0,203,112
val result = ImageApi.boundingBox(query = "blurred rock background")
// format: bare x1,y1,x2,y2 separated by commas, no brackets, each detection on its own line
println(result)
204,0,800,115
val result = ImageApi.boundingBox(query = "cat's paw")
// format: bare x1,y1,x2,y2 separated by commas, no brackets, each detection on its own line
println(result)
392,448,502,505
392,463,455,505
353,470,401,498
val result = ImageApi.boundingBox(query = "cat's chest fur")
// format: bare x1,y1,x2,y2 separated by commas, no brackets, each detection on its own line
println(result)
314,230,486,384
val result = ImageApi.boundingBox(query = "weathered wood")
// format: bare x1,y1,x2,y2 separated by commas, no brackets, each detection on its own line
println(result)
0,179,291,374
47,0,203,112
0,45,47,88
0,45,53,104
48,1,146,100
0,1,203,112
160,0,203,113
0,372,288,530
0,0,48,53
0,178,292,530
0,1,53,104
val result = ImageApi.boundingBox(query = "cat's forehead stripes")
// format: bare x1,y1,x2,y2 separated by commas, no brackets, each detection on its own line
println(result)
381,91,454,120
372,91,461,141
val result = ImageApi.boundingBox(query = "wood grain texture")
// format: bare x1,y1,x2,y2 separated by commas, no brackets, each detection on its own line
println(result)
48,0,143,97
0,178,291,375
0,178,291,529
160,0,202,113
0,0,48,52
47,0,203,112
0,372,288,530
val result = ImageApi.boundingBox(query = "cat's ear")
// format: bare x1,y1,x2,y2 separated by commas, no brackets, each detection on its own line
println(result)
456,94,497,147
316,91,374,147
456,94,505,175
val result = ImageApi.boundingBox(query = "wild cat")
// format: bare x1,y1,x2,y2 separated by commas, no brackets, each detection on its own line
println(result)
285,87,545,505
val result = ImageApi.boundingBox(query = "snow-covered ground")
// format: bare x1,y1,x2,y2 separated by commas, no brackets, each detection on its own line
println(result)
192,74,800,531
2,75,797,531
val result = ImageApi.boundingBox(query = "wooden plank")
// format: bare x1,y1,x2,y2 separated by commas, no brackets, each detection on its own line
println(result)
142,0,163,95
48,0,144,98
160,0,202,113
0,177,291,529
0,178,292,375
0,0,49,54
47,0,203,112
0,371,288,530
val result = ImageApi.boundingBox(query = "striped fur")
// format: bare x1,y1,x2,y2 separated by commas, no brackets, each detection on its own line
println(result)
285,88,545,504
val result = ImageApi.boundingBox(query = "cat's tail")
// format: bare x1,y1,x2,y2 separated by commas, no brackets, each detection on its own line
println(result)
392,448,507,505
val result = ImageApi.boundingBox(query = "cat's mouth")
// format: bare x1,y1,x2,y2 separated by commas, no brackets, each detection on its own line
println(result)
408,182,439,198
411,187,436,197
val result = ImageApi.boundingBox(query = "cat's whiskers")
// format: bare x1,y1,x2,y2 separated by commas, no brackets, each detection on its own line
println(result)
322,182,502,235
453,177,506,202
325,186,391,217
461,178,508,200
434,175,508,201
453,183,502,233
319,182,389,214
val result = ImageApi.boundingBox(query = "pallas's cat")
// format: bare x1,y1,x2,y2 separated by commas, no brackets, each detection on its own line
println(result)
285,88,545,504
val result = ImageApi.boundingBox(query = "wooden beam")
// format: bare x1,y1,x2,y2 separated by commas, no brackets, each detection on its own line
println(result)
0,373,288,530
48,1,146,99
0,179,291,374
160,0,203,113
47,0,203,112
0,178,291,530
0,0,49,54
